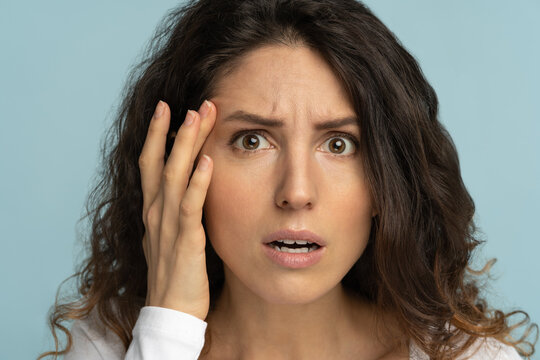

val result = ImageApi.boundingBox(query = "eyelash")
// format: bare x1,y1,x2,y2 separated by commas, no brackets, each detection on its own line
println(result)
227,129,360,157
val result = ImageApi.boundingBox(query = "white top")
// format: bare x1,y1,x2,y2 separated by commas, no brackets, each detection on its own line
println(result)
64,306,522,359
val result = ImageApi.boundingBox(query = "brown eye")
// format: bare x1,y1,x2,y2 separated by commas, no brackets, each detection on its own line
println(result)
231,132,272,153
322,136,356,156
329,138,345,154
242,134,260,149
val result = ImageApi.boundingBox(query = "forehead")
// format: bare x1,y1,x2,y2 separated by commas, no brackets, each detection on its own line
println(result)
211,45,354,122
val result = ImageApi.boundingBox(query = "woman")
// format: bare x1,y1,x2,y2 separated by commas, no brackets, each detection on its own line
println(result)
39,0,537,359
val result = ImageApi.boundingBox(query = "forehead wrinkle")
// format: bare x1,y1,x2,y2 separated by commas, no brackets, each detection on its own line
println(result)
269,90,280,115
221,110,359,133
269,78,281,115
214,46,356,131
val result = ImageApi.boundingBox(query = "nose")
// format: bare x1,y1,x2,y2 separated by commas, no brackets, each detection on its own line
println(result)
274,149,317,211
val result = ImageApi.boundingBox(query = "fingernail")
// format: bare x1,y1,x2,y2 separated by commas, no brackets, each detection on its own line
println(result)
154,100,165,118
198,154,210,171
199,100,212,118
184,110,196,126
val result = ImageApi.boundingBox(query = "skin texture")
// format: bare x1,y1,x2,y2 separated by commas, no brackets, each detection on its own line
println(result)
197,45,408,359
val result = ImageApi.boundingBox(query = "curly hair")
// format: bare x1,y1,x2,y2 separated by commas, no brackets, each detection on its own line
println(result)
38,0,537,359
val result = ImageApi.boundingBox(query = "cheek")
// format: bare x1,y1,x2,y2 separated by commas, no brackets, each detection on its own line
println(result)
328,183,373,252
334,179,372,221
202,161,267,246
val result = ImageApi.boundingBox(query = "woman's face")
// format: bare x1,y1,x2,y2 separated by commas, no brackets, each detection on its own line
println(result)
200,45,375,304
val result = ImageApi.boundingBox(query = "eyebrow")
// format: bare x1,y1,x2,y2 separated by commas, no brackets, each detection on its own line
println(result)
222,110,359,130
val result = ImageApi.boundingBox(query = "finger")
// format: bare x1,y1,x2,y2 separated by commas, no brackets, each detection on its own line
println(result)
159,109,201,242
142,231,155,304
139,101,170,216
177,154,213,252
142,233,149,266
190,100,216,169
169,100,217,176
145,199,164,265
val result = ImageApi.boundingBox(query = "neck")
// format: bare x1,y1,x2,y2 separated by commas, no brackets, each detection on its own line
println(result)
204,266,403,359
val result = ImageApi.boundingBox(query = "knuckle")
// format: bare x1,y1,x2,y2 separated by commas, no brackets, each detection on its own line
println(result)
148,124,165,135
179,200,197,217
146,204,161,227
162,168,178,184
138,155,151,169
190,172,204,187
190,174,208,193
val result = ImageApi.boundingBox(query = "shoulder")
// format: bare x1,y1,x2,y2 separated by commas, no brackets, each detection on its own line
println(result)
65,301,126,359
409,337,522,360
459,337,522,360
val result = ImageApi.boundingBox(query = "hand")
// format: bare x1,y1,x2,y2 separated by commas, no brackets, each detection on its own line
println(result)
139,99,216,320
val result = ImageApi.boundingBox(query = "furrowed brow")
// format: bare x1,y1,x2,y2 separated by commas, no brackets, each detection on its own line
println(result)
222,110,358,130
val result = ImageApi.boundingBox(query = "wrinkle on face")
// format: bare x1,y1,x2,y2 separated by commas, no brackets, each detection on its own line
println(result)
199,44,373,311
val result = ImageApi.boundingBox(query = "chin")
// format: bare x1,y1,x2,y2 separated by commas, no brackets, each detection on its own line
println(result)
230,265,342,305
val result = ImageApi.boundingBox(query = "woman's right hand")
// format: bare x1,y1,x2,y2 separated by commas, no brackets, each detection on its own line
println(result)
138,99,216,321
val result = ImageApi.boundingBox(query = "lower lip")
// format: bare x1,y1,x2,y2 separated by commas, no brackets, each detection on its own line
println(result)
262,243,325,269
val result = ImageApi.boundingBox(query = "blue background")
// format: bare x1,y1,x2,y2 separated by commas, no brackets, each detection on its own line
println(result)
0,1,538,358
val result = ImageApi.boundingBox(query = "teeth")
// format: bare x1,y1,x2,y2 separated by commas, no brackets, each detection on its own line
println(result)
270,244,316,253
277,239,312,245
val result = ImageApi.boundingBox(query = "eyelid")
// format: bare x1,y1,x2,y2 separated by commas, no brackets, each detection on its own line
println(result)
228,129,359,155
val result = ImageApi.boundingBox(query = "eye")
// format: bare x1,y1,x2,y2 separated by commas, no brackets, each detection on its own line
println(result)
320,134,358,156
229,130,273,154
228,130,359,156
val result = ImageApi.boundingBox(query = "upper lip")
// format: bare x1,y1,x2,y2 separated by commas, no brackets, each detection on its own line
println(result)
263,229,326,246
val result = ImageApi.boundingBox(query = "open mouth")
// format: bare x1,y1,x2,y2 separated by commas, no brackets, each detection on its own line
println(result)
267,240,321,253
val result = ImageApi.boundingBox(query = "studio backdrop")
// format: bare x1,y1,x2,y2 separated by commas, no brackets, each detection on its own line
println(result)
0,1,538,359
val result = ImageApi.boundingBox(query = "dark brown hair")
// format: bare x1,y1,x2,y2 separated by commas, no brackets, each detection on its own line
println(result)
39,0,538,359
